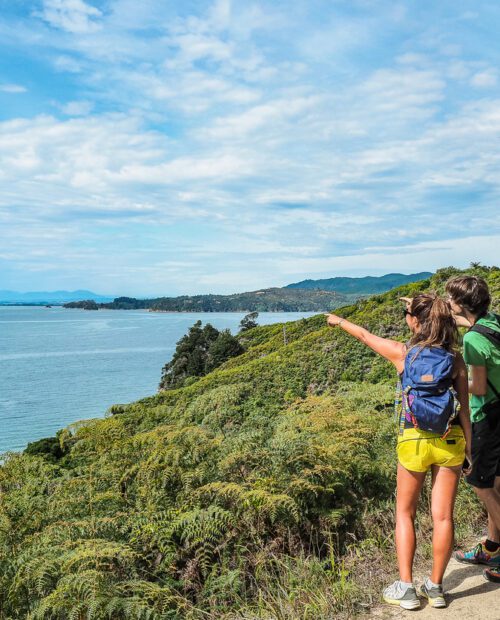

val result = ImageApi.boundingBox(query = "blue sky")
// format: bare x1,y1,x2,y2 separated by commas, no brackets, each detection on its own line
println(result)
1,0,499,296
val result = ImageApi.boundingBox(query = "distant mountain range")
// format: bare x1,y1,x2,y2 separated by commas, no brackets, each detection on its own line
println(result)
285,272,433,294
0,290,114,304
1,273,433,309
62,272,434,313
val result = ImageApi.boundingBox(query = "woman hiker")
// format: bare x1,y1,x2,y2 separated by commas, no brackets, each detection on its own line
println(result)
326,293,472,610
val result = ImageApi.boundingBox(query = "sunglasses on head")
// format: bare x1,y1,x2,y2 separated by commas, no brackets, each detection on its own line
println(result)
403,308,414,318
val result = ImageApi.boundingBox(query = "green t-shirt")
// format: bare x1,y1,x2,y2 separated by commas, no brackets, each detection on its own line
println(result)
462,312,500,423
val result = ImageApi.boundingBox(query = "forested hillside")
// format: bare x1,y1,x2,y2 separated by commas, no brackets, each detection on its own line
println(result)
63,273,432,313
64,287,352,312
285,271,432,294
1,265,498,619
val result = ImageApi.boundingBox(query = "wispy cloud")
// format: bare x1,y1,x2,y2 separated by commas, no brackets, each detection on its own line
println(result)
59,100,94,115
0,84,27,93
36,0,103,34
470,69,498,88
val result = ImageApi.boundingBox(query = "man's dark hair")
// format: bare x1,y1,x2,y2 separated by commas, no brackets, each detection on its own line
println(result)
445,275,491,318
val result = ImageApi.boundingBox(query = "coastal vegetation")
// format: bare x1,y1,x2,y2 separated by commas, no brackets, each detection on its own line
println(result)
1,265,498,619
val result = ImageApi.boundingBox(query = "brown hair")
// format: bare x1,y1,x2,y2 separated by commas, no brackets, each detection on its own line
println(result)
408,293,458,351
445,275,491,318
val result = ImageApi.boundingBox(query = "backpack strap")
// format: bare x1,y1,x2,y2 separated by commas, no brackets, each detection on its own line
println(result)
468,322,500,400
469,323,500,346
394,377,406,435
487,378,500,401
402,385,419,430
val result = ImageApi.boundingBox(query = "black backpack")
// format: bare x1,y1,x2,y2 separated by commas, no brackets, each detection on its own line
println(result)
468,317,500,426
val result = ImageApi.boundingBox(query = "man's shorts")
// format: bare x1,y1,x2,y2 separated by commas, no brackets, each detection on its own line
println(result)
466,415,500,489
397,427,466,473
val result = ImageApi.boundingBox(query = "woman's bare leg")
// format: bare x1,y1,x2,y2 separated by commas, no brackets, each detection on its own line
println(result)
396,464,427,583
430,464,461,584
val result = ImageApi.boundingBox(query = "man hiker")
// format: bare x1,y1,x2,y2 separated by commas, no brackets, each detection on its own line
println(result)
446,275,500,583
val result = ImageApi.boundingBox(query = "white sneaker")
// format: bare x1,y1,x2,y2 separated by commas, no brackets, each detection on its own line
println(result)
419,578,446,608
383,580,421,610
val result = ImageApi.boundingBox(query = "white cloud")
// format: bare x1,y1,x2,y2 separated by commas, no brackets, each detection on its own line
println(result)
117,152,256,185
53,55,83,73
446,60,471,81
38,0,102,34
120,70,261,115
59,100,94,116
298,14,375,61
360,68,445,112
0,84,27,93
0,113,163,195
396,53,430,66
166,32,233,66
202,95,321,139
470,70,498,88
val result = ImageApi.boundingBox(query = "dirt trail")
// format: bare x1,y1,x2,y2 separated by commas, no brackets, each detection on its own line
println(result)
369,557,499,619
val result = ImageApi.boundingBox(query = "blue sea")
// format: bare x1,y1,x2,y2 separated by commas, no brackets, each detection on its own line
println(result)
0,307,316,453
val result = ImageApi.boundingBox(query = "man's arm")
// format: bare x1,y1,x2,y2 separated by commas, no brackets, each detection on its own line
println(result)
463,332,489,396
453,353,472,469
469,364,488,396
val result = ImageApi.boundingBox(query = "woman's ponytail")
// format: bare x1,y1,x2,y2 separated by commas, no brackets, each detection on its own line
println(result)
429,296,451,320
409,293,458,351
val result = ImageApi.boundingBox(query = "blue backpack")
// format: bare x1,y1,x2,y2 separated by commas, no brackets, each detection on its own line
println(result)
401,346,457,435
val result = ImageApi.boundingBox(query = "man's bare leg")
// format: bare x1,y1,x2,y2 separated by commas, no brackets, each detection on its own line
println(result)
486,476,500,543
475,484,500,534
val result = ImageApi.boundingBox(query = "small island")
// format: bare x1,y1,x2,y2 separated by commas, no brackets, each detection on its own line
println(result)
64,299,99,310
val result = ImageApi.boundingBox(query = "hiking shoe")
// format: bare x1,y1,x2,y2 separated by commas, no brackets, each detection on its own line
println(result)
383,580,420,610
419,579,446,608
483,566,500,583
455,542,500,566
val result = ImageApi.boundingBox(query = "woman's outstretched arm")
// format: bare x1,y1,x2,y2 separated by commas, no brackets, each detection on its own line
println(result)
325,313,406,372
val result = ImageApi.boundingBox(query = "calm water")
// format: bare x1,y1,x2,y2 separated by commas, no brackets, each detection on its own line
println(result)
0,307,316,453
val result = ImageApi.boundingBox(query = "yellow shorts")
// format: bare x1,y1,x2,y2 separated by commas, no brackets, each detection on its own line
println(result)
397,427,466,473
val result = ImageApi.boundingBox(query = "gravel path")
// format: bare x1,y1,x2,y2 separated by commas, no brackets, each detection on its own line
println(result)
369,557,499,619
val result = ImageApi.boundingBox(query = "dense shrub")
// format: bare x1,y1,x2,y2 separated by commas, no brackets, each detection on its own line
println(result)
24,433,65,462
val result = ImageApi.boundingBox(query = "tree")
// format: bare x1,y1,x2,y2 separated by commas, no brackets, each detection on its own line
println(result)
207,329,244,372
239,311,259,332
159,322,244,390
